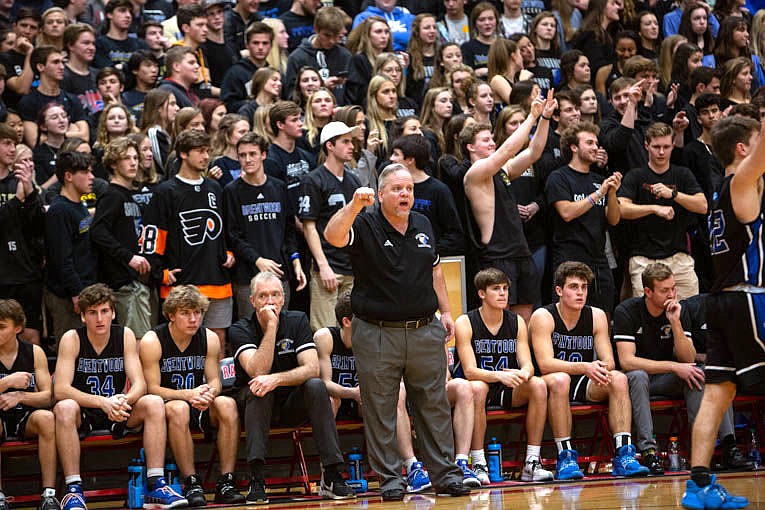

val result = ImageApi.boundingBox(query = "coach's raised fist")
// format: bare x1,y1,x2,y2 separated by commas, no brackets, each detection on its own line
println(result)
354,187,376,207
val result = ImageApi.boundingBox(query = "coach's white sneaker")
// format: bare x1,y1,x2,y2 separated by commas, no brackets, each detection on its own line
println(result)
521,458,554,482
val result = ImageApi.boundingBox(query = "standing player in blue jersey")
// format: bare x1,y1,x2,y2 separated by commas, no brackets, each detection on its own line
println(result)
681,115,765,509
54,284,187,510
529,262,649,480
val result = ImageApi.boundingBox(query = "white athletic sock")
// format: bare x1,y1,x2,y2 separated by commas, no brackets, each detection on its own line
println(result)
471,449,486,466
614,433,631,449
555,437,572,453
65,476,82,486
455,453,469,463
42,488,56,498
404,457,418,473
526,445,541,462
147,468,164,479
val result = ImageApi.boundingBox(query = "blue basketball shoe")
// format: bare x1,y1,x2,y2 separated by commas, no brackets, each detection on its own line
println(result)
556,449,584,480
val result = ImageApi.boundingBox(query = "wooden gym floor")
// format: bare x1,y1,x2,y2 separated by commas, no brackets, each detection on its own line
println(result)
81,470,763,509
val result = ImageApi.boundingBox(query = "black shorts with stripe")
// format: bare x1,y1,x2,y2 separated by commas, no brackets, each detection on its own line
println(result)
486,382,514,410
705,291,765,394
0,408,32,442
569,374,589,403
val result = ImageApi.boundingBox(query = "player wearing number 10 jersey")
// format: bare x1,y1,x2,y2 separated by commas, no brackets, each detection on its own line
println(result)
530,262,649,480
140,285,244,507
54,284,187,510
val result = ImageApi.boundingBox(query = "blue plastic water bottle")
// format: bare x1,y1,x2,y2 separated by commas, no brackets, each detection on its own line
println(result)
347,448,368,493
487,437,504,483
165,463,182,494
128,461,144,508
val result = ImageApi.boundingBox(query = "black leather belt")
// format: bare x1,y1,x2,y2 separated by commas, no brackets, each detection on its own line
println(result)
362,315,434,329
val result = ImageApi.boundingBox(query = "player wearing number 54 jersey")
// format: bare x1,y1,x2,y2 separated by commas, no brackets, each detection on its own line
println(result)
140,285,244,507
54,284,187,510
529,262,649,480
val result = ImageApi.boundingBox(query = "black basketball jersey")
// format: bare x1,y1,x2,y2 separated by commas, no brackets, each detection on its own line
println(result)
329,326,357,388
468,172,530,260
454,308,520,377
0,339,37,411
154,323,207,390
544,304,595,363
709,175,765,291
73,325,127,397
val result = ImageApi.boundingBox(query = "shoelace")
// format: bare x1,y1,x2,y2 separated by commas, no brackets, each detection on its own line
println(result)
219,483,237,495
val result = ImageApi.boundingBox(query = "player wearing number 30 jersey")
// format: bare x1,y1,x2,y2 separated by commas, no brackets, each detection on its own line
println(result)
54,284,187,510
529,262,649,480
140,285,244,507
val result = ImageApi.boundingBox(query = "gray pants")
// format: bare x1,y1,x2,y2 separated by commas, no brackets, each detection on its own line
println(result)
352,317,463,492
626,370,735,452
242,377,343,467
113,281,151,339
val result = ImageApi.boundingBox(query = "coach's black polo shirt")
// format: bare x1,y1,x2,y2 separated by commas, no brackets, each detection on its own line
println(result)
346,207,440,321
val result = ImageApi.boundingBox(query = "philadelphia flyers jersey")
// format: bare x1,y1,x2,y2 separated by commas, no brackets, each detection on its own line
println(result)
453,308,519,378
154,323,208,391
72,325,127,397
544,304,595,364
329,326,357,388
141,176,231,299
0,339,37,412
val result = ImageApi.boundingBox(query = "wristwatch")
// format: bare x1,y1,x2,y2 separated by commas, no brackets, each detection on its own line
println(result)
671,189,678,200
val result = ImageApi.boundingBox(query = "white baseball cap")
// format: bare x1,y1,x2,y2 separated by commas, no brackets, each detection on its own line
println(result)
320,121,358,146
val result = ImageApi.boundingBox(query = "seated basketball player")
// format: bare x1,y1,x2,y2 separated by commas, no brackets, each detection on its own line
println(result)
316,292,483,496
529,262,649,479
0,299,58,510
454,268,556,482
54,284,187,510
140,285,244,507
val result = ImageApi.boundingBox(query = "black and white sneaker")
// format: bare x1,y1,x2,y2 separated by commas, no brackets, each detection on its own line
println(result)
214,473,244,504
183,475,207,507
319,470,356,500
245,477,268,505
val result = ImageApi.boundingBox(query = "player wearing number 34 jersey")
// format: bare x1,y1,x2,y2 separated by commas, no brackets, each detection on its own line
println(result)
53,284,187,510
529,262,649,480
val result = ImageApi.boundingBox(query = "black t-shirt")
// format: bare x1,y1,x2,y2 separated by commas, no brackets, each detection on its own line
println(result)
461,39,491,70
62,66,103,116
229,310,315,392
280,10,315,54
94,36,145,69
17,88,87,125
618,164,704,259
613,296,692,362
412,176,465,256
298,165,361,275
682,140,724,203
200,40,238,87
681,293,708,354
347,208,439,321
0,50,28,109
123,89,147,125
32,143,58,186
265,142,316,208
545,165,609,262
510,164,546,249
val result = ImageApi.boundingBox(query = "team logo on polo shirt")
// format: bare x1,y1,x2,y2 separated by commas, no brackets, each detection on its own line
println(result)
415,233,431,248
277,338,295,355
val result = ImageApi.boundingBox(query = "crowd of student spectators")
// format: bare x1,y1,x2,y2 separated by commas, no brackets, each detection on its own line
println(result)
0,0,761,354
